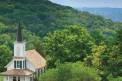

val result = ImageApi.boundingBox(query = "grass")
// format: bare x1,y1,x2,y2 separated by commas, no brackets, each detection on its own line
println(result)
0,76,3,81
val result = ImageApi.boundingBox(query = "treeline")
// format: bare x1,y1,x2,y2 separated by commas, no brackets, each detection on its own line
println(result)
41,25,122,81
0,0,121,37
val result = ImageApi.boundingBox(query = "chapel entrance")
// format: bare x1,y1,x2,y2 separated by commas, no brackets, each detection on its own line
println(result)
13,77,20,81
13,77,16,81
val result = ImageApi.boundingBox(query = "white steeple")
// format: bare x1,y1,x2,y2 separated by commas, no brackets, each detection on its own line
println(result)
14,23,25,57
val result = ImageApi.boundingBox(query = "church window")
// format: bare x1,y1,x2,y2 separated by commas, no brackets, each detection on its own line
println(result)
14,61,16,68
23,60,26,69
17,61,20,68
20,61,22,69
14,60,23,69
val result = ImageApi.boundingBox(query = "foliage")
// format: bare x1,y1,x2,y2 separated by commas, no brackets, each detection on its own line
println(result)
43,25,94,67
0,45,12,72
0,0,120,37
108,74,122,81
84,28,122,80
108,29,122,77
91,44,109,70
90,29,105,45
84,43,110,81
40,62,101,81
116,28,122,53
0,76,3,81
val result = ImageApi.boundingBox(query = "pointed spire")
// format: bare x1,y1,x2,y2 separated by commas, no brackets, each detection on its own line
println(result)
16,23,23,42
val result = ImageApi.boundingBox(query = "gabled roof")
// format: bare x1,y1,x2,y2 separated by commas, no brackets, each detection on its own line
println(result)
0,69,33,76
26,49,46,69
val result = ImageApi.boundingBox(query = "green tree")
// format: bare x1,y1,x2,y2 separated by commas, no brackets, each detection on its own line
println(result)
40,62,101,81
0,23,7,34
108,28,122,77
0,34,13,47
84,43,110,81
0,45,12,72
108,74,122,81
43,25,94,67
90,29,104,45
116,28,122,54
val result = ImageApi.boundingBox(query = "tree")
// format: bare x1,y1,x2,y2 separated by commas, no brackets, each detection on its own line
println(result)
108,74,122,81
108,28,122,77
116,28,122,54
0,23,7,34
39,62,101,81
90,29,104,45
43,25,94,67
84,43,110,81
0,34,13,47
0,45,12,72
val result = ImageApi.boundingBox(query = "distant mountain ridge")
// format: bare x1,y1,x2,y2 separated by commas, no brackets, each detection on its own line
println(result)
77,7,122,22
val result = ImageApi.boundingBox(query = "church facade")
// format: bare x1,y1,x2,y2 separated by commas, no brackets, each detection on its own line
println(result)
0,24,46,81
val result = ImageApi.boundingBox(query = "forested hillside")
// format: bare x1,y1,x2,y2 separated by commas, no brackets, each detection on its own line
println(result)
0,0,121,36
0,0,122,81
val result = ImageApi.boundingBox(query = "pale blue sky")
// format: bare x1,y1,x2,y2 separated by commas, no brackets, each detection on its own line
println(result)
49,0,122,8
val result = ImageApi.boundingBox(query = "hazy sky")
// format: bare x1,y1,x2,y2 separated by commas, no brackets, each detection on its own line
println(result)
49,0,122,8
